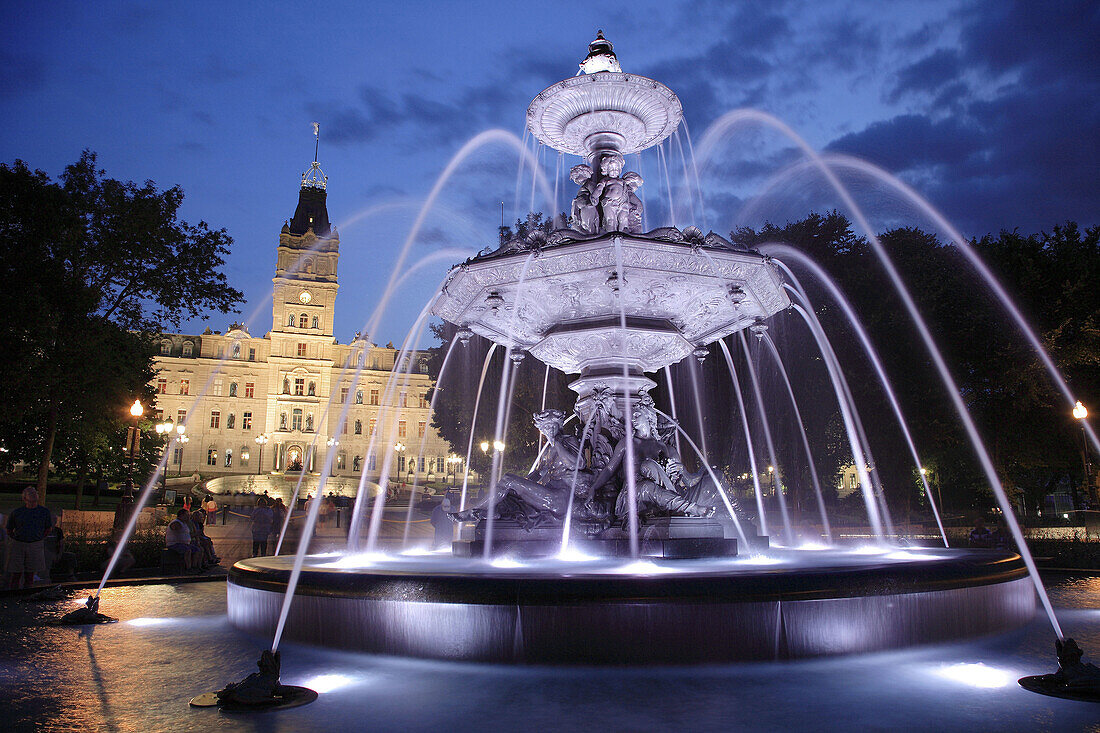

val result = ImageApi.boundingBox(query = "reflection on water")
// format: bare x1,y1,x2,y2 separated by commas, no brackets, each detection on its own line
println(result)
0,575,1097,732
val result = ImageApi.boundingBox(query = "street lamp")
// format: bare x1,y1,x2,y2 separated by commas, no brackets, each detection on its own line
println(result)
155,418,174,496
327,437,339,475
480,440,489,454
447,454,462,487
493,440,506,452
176,429,189,476
124,400,144,500
767,464,775,496
394,442,407,482
254,433,269,475
1074,401,1093,505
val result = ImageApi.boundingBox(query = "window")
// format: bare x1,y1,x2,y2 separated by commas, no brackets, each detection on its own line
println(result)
341,420,347,435
355,390,363,405
369,418,376,435
224,449,233,467
226,413,235,429
160,341,171,355
354,419,362,435
299,314,308,329
297,343,307,357
398,420,407,438
157,378,167,394
353,455,361,472
232,343,241,359
419,456,426,471
229,382,238,397
337,452,346,470
398,456,406,473
172,447,182,464
207,449,217,466
368,454,376,471
210,411,220,429
244,382,254,398
279,413,288,431
177,409,186,424
294,378,304,396
180,379,190,395
288,313,295,327
419,394,428,409
240,447,249,467
369,389,379,406
418,421,426,438
292,409,303,431
400,392,408,407
311,316,319,329
248,348,256,361
282,378,290,394
242,412,252,430
213,380,223,396
341,387,349,404
308,381,316,396
182,342,193,357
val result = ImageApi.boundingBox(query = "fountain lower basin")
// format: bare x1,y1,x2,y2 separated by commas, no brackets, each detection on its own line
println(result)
227,549,1035,664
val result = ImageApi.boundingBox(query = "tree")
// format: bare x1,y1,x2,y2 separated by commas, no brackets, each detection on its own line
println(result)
0,152,243,499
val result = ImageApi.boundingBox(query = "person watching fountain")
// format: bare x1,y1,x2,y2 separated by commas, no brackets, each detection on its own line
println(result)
166,508,199,572
5,487,54,589
251,497,274,557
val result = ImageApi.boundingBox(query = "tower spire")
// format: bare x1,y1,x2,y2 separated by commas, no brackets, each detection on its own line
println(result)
302,122,327,190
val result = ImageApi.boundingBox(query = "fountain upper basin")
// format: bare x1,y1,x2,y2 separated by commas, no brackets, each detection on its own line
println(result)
228,549,1035,664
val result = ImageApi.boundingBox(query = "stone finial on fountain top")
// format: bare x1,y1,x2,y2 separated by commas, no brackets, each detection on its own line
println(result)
580,30,621,74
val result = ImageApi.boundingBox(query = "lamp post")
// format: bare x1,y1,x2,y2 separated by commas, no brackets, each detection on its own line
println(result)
254,433,269,475
176,427,188,476
448,454,462,487
767,464,775,496
124,400,144,500
155,417,174,496
327,437,339,475
394,442,407,483
1074,401,1093,505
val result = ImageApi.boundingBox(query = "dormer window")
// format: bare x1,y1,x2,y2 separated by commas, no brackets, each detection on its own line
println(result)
182,342,193,357
160,341,171,355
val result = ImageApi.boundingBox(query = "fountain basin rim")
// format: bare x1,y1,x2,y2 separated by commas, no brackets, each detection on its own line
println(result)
229,549,1027,605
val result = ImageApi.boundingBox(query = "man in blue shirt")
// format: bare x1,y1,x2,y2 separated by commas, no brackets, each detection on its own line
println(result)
6,487,54,589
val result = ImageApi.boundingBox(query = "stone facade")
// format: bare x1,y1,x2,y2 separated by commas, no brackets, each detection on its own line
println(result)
152,171,451,485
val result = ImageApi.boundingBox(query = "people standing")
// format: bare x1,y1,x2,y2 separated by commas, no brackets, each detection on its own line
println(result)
6,488,54,589
251,497,274,557
204,495,218,528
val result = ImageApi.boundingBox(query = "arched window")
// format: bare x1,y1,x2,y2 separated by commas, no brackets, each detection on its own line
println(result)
337,452,346,470
229,382,238,397
240,446,249,467
283,378,290,394
355,390,363,405
299,314,308,329
292,409,303,431
307,381,316,396
353,455,361,472
160,341,171,355
287,313,295,327
354,419,362,435
182,342,193,357
312,316,319,329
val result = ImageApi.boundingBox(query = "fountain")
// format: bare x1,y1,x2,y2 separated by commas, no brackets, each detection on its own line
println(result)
225,32,1038,665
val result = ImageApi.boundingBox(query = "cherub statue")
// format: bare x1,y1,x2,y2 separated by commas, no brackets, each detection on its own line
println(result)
593,152,632,232
569,164,599,234
623,171,644,233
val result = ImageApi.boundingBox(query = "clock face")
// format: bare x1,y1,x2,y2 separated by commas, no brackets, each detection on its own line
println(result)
299,291,312,304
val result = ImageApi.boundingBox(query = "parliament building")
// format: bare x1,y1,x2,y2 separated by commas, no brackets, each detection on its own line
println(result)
151,156,452,485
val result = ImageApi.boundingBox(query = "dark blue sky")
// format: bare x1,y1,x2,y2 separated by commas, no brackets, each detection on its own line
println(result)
3,1,1096,344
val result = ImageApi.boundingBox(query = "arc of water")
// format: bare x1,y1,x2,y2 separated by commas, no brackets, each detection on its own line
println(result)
402,337,461,546
613,238,641,557
528,413,579,474
686,357,710,460
763,247,948,546
708,109,1062,636
559,413,597,554
681,118,706,231
483,252,538,558
663,366,683,457
653,409,749,547
786,301,887,540
717,340,769,537
460,343,499,510
760,332,833,544
537,364,551,455
736,331,794,544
